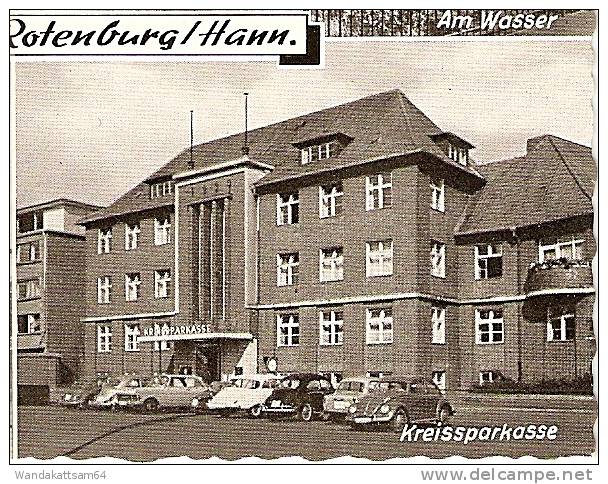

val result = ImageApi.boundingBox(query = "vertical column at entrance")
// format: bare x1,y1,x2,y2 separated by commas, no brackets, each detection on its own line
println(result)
210,200,225,329
199,203,212,322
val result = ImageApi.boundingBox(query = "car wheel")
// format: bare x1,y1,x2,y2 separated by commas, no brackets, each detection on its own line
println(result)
298,403,314,422
391,408,409,433
143,398,159,413
249,405,262,418
437,405,452,426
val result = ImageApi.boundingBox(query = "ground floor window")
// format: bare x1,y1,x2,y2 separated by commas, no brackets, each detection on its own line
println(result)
97,324,112,353
366,307,393,344
547,308,576,342
124,324,140,352
431,306,446,344
17,314,41,334
479,370,494,385
154,340,172,351
319,309,344,345
366,371,391,378
277,313,300,347
475,308,504,344
432,370,446,391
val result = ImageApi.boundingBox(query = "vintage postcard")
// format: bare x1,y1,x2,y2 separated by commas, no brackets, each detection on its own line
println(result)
7,4,600,475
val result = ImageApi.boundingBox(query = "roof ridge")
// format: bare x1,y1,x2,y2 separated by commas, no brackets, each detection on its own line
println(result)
545,136,593,201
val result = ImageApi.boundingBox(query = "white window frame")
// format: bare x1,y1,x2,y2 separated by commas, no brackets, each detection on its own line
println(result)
431,306,446,344
124,323,140,352
97,228,112,254
475,244,503,280
431,241,446,278
125,273,141,302
319,183,343,218
366,240,393,277
538,236,585,262
16,241,41,263
432,371,446,391
18,279,41,300
430,177,445,212
276,253,299,287
479,371,494,385
301,142,332,164
154,270,171,298
276,192,299,226
319,309,344,346
125,223,140,250
547,309,575,342
277,314,300,347
365,172,392,211
475,309,504,345
448,144,468,165
153,323,171,351
150,180,173,199
18,314,41,334
154,217,171,246
366,307,393,344
97,276,112,304
319,247,344,282
97,324,112,353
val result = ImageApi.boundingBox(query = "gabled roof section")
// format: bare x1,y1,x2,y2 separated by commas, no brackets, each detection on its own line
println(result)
80,89,483,225
17,198,102,214
455,135,594,236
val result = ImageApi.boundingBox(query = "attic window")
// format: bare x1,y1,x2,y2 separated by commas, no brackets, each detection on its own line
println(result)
448,144,469,166
150,180,174,199
300,140,342,164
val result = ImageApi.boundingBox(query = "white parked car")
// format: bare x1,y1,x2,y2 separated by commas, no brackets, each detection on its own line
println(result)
204,374,284,418
323,377,379,419
89,375,149,409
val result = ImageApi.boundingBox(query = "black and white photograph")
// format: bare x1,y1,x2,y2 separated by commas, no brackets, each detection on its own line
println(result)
7,5,601,476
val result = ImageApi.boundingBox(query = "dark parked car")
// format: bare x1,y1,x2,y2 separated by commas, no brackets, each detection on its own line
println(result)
345,375,454,432
59,378,105,408
262,373,335,421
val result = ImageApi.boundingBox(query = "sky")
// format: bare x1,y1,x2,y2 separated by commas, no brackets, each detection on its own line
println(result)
14,40,593,209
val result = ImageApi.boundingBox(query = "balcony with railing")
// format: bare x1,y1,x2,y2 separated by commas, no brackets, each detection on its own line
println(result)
524,258,593,295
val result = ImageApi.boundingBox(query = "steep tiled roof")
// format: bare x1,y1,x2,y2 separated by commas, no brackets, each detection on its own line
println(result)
80,89,481,224
455,135,595,235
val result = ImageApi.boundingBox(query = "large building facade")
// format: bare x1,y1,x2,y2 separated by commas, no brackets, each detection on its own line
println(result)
78,90,595,390
16,199,102,402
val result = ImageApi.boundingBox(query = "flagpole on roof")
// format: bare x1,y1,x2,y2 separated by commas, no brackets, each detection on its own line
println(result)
189,110,194,169
243,93,249,156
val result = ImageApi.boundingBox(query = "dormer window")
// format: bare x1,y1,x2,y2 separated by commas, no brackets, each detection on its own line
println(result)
150,180,174,199
448,144,469,166
429,132,474,167
293,133,352,165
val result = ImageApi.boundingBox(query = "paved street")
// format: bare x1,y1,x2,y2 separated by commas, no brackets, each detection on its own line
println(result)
17,400,596,461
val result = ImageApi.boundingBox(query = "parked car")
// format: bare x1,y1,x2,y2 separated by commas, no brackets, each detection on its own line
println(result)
204,374,284,417
262,373,335,421
59,378,105,408
323,377,379,420
89,374,149,409
345,375,454,432
115,374,211,412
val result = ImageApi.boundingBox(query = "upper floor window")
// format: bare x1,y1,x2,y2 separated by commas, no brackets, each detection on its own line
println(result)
448,144,469,165
17,279,41,300
17,210,44,234
124,324,140,352
366,172,392,210
98,228,112,254
277,313,299,347
125,273,141,301
539,236,584,262
277,252,299,287
431,306,446,344
430,177,445,212
319,183,343,218
276,192,299,225
320,247,344,282
97,276,112,304
475,309,504,344
319,309,344,346
154,269,171,298
366,307,393,344
430,240,446,278
366,240,393,277
547,307,575,342
475,244,503,280
125,223,140,250
97,324,112,353
16,241,41,264
150,180,174,199
17,314,41,335
154,217,171,246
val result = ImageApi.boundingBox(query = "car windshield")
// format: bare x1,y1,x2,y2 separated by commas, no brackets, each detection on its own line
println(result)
233,379,260,389
337,381,364,392
280,378,301,389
